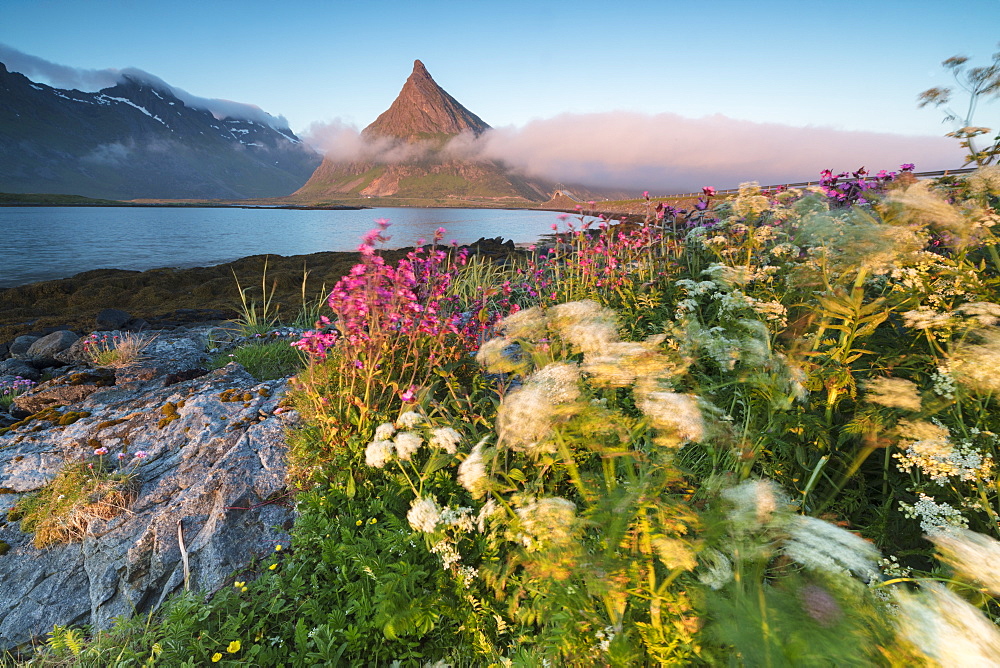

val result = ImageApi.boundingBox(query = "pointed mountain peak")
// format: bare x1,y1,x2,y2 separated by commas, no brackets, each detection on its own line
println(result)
361,60,490,142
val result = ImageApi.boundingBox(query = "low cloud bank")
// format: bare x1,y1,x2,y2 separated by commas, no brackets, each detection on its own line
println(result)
0,43,291,131
304,112,964,193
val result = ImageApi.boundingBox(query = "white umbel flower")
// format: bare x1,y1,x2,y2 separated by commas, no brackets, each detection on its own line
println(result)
429,427,462,454
407,497,441,533
458,440,489,498
393,431,423,461
364,440,394,468
636,390,705,443
396,411,424,429
374,422,396,441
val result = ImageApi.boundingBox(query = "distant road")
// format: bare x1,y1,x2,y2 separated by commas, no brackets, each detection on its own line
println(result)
650,167,976,201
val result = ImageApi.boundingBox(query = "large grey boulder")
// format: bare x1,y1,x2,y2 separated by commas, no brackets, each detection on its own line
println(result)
0,361,298,650
25,330,79,366
8,336,39,360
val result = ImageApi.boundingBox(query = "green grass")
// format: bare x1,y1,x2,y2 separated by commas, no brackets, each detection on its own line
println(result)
210,340,305,381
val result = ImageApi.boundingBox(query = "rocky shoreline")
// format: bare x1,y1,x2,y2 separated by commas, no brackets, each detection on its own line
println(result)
0,237,525,353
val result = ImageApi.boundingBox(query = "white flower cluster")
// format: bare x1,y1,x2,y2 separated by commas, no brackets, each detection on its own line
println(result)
407,496,442,533
705,478,884,589
635,390,705,443
895,582,1000,665
894,431,993,484
956,301,1000,327
967,165,1000,198
703,262,752,287
458,439,489,498
697,547,734,590
365,414,465,467
898,493,969,536
674,278,718,298
931,366,956,400
721,479,785,531
515,497,577,551
932,527,1000,596
593,625,617,653
484,300,701,451
902,306,953,331
732,182,771,219
950,328,1000,394
431,539,462,569
769,242,799,259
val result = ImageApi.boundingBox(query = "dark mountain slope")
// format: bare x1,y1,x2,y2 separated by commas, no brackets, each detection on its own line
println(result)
0,63,320,199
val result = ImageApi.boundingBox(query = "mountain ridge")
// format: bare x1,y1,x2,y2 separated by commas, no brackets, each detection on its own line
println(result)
0,62,320,200
293,60,552,204
361,60,491,142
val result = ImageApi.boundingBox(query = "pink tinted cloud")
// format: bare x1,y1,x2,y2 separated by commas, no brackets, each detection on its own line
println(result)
301,110,964,193
474,111,964,191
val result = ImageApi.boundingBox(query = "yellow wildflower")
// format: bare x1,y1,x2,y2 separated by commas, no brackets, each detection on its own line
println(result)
227,640,241,653
211,653,222,662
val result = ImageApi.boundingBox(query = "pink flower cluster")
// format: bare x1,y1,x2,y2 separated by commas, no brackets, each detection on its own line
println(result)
819,163,914,206
518,217,675,303
293,219,510,360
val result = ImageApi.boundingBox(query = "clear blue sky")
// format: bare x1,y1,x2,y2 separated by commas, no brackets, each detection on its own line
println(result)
2,0,997,136
2,0,998,190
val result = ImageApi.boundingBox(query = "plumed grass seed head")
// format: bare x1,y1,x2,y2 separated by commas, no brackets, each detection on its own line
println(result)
864,377,923,412
894,582,1000,664
932,527,1000,596
782,515,880,577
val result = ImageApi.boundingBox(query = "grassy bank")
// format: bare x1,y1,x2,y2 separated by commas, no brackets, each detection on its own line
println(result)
12,166,1000,665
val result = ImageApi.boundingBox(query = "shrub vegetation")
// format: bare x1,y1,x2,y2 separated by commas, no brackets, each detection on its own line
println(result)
15,164,1000,666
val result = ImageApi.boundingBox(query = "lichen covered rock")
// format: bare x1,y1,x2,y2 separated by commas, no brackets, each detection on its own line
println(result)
0,342,298,650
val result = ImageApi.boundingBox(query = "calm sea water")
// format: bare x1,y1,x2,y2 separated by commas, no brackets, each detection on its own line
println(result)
0,206,577,288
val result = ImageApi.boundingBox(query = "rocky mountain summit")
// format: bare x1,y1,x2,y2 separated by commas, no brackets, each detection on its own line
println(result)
362,60,491,141
0,63,320,199
0,321,297,651
291,60,553,204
